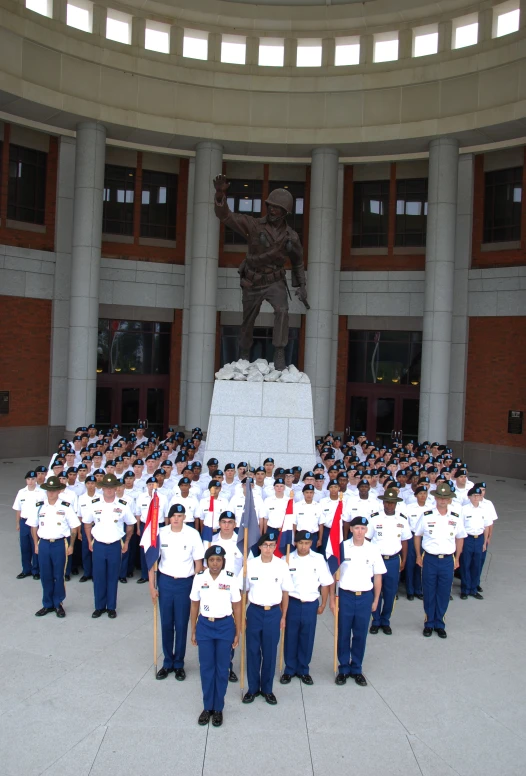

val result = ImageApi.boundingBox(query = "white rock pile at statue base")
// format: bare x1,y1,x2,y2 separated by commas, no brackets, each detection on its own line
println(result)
215,358,310,384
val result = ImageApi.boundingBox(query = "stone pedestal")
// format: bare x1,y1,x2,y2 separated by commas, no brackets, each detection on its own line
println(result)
205,381,316,471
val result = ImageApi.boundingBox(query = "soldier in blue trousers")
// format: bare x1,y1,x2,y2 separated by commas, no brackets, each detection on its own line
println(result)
335,517,386,687
190,545,241,727
12,470,41,580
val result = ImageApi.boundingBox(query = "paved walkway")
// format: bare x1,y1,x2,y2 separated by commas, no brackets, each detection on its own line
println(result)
0,456,524,776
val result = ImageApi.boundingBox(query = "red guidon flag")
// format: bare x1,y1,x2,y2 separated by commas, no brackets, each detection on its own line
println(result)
140,490,160,569
274,492,294,558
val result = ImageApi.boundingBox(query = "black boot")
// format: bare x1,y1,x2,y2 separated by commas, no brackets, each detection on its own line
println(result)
274,347,286,371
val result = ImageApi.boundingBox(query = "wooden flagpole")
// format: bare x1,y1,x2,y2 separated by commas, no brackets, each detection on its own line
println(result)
333,492,343,675
239,525,249,699
153,560,158,677
278,489,293,674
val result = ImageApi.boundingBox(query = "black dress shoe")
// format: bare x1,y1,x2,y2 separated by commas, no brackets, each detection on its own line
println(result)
299,674,313,686
407,594,414,601
351,673,367,687
242,692,257,703
460,593,468,599
369,625,379,634
79,575,91,582
228,670,238,683
17,572,31,579
137,578,148,584
263,692,277,705
71,568,79,576
35,607,54,617
33,574,40,580
92,609,106,618
335,673,347,685
56,605,66,618
449,594,453,601
423,627,433,637
64,575,71,582
435,628,447,638
212,711,223,727
156,668,173,680
280,673,292,684
198,710,212,726
470,592,484,600
415,594,424,600
119,577,127,583
174,668,186,681
382,625,392,635
477,585,483,592
107,609,117,619
127,571,134,578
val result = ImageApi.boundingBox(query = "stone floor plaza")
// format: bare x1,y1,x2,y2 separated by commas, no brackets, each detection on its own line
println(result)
0,457,524,776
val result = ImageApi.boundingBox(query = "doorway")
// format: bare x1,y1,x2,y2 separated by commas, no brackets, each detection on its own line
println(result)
346,386,419,446
96,376,169,438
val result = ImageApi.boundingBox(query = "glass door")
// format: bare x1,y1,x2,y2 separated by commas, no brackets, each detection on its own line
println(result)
374,397,396,446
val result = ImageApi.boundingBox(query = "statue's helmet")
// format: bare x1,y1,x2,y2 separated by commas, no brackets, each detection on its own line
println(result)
265,188,293,215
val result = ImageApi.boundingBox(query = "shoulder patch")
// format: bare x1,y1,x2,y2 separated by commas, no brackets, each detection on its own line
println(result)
371,511,379,517
451,511,459,517
399,513,407,519
36,501,44,507
119,499,127,505
61,501,70,507
226,571,234,577
92,497,100,503
197,570,205,575
424,510,433,515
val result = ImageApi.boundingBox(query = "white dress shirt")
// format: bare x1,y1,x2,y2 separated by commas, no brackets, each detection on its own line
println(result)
158,524,205,578
168,493,200,523
243,555,294,606
460,503,493,536
414,507,467,555
82,496,136,543
366,508,412,556
26,498,80,539
288,550,333,602
339,538,387,592
210,533,244,576
190,568,241,618
12,486,42,519
135,492,168,524
293,500,323,533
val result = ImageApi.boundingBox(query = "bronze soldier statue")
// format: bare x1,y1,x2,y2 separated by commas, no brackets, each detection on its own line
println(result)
213,174,309,371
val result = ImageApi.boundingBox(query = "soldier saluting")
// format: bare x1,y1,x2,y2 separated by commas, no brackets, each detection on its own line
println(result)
213,174,309,371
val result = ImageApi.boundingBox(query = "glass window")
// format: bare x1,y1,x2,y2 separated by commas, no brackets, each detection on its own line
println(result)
395,178,428,247
97,319,170,374
67,0,92,32
258,38,284,67
348,330,422,386
224,179,263,245
7,144,47,224
352,180,390,248
26,0,52,17
296,39,322,67
106,9,132,44
140,169,178,240
221,34,246,65
483,166,522,243
413,25,438,57
373,34,399,63
183,29,208,60
145,21,170,54
453,15,479,49
220,325,299,367
335,37,360,66
268,180,306,241
102,164,135,236
495,7,520,37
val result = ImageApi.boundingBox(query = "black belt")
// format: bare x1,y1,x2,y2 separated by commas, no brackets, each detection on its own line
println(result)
468,534,483,538
251,603,280,611
289,596,318,604
200,614,232,623
39,537,67,543
382,552,401,560
426,553,454,558
341,589,372,596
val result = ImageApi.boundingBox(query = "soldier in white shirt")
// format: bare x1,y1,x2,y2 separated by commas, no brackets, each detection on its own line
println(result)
335,516,386,687
414,481,467,638
241,530,294,706
459,486,493,600
261,458,275,488
198,480,230,538
83,473,136,619
26,476,80,618
293,484,323,547
404,485,429,600
366,488,412,635
12,470,41,579
342,480,380,539
136,477,169,583
190,545,241,728
280,530,333,686
259,477,291,533
220,463,237,502
149,503,204,681
228,477,263,529
77,475,98,582
169,477,200,528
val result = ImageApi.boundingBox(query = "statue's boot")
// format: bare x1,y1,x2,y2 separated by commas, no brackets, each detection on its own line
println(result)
240,349,250,361
274,347,286,371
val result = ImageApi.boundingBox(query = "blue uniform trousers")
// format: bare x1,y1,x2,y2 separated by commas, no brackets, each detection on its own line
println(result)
246,603,281,695
158,573,193,670
39,538,67,608
196,614,235,712
92,540,122,611
460,535,484,595
422,552,454,629
372,554,400,627
284,597,318,676
81,525,92,577
405,535,422,596
127,528,139,575
20,518,39,576
337,589,373,676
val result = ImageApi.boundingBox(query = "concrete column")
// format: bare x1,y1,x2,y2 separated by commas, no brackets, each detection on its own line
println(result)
521,0,526,30
246,36,259,65
208,32,221,62
360,34,374,64
438,20,453,52
132,17,146,49
329,163,344,431
53,0,67,24
179,157,195,428
322,37,335,67
49,136,76,443
170,25,184,56
398,28,413,59
448,153,474,443
284,37,297,67
185,141,223,431
418,138,459,444
65,121,106,433
303,147,340,435
478,8,493,42
92,4,107,37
